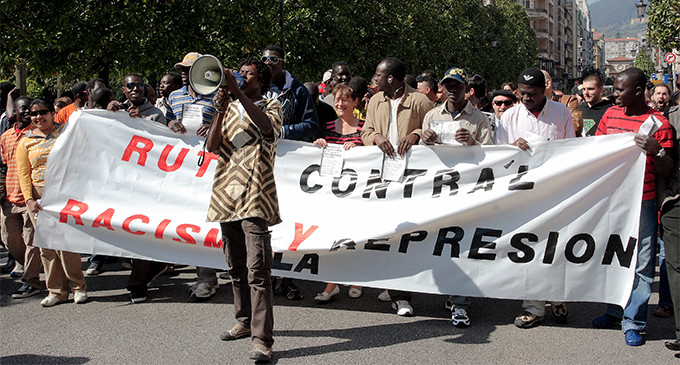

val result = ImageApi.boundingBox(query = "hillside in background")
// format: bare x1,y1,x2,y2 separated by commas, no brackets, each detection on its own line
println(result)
590,0,645,38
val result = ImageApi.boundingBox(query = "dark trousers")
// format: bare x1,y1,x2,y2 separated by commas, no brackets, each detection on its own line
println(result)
222,218,274,347
661,198,680,340
127,259,167,293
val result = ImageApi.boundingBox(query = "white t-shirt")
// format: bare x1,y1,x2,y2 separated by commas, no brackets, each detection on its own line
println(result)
387,96,402,145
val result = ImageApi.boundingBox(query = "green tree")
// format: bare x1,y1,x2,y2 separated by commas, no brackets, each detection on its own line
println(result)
646,0,680,51
634,48,655,77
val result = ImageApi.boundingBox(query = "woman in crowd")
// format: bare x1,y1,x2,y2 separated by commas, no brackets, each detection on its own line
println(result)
312,83,364,302
17,99,87,307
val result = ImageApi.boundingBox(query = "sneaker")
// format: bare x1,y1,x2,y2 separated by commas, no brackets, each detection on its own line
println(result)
190,282,219,300
85,261,104,276
73,290,88,304
550,303,568,324
249,343,272,362
12,284,40,299
378,289,391,302
665,340,680,351
451,307,471,327
220,323,251,341
514,311,544,328
130,290,147,304
2,257,16,273
40,294,67,307
444,296,454,311
9,263,24,278
592,314,621,329
392,300,414,316
624,329,643,346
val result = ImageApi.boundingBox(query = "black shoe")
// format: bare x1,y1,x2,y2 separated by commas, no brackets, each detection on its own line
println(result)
551,303,568,324
130,289,147,303
12,284,41,299
666,340,680,351
2,257,16,274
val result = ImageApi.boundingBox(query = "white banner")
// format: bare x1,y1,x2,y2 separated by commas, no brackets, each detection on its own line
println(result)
36,110,646,306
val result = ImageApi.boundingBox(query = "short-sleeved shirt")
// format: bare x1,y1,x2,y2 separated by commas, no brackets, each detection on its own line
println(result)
422,100,494,145
322,119,365,146
165,86,216,128
0,124,33,204
207,98,283,225
595,106,674,201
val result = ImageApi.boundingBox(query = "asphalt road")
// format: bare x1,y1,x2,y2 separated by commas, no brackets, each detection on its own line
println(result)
1,254,678,364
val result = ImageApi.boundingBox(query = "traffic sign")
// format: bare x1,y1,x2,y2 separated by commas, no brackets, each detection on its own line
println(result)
651,73,657,80
665,52,677,64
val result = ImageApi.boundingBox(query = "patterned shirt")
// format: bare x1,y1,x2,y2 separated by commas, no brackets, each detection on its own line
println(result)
0,123,33,204
165,85,216,125
322,118,364,146
207,98,283,225
595,106,674,201
16,124,64,201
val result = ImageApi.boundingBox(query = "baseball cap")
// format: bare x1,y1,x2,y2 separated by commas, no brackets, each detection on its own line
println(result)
71,81,87,96
440,68,468,84
174,52,202,68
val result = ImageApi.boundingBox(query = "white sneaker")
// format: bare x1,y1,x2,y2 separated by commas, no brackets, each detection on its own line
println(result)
190,282,219,299
377,289,391,302
74,290,88,304
451,307,470,327
392,300,413,316
41,295,66,307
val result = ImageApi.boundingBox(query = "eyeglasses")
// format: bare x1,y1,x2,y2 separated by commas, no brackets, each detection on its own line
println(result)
261,56,281,65
493,100,514,107
125,82,144,90
29,109,51,116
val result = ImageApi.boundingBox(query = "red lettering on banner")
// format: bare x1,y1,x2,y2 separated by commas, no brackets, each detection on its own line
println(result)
173,224,200,244
122,214,149,235
92,208,115,231
158,145,189,172
121,135,154,166
155,219,171,239
204,228,223,248
288,223,319,251
59,199,88,225
196,151,219,178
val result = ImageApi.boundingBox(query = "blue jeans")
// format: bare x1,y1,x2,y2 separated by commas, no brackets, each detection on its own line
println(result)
605,199,657,333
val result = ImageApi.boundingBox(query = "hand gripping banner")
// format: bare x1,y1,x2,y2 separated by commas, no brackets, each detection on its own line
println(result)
35,110,646,306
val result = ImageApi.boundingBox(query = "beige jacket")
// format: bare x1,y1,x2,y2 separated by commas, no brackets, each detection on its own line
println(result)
361,84,434,145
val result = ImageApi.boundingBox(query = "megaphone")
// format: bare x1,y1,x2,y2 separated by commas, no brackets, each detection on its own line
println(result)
189,54,243,95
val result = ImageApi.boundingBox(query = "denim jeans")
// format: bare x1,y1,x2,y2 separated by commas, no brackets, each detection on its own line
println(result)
605,199,657,333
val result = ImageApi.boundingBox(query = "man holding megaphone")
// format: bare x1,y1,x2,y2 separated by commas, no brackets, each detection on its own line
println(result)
205,57,282,363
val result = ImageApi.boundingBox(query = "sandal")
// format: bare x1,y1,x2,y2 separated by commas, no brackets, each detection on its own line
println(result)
283,281,304,301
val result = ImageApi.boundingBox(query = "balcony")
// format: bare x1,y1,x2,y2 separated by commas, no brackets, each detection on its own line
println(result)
535,28,549,38
526,7,549,19
539,48,550,57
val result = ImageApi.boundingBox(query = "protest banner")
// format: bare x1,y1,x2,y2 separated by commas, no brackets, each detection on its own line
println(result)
35,110,645,306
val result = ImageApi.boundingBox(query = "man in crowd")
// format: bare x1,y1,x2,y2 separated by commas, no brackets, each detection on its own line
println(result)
542,70,583,137
156,72,182,117
1,96,42,298
592,67,674,347
166,52,217,137
465,74,487,109
262,45,319,300
86,78,106,109
489,89,517,142
579,70,612,136
651,83,672,116
420,67,493,327
323,61,352,105
361,57,433,316
108,73,166,124
304,81,336,137
55,81,89,124
496,67,575,328
416,74,440,106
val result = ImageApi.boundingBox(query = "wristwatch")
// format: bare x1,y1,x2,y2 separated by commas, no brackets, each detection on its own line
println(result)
656,148,666,158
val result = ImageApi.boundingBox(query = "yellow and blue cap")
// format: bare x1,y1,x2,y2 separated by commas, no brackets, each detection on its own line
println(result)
441,67,468,84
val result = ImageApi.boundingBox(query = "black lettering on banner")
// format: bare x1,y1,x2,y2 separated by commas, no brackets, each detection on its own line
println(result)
331,169,358,198
433,226,464,257
468,168,495,194
543,231,559,264
399,230,427,253
508,232,537,263
294,253,319,274
601,234,637,268
508,165,535,191
362,169,390,199
364,237,391,251
329,238,357,251
432,169,460,198
402,169,427,198
469,228,501,260
299,165,322,193
564,233,595,264
272,252,293,271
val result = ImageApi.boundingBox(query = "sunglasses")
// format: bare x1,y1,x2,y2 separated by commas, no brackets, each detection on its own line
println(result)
29,109,51,116
126,82,144,90
261,56,281,65
493,100,514,107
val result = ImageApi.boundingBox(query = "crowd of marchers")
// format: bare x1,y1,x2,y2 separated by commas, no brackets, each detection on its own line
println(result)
1,46,679,362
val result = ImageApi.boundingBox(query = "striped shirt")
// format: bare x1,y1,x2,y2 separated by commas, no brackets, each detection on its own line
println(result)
165,86,216,125
596,106,673,201
16,124,64,201
322,118,364,146
0,124,33,204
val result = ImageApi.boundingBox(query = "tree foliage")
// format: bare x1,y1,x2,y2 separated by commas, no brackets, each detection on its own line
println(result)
634,48,655,77
1,0,537,96
646,0,680,51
